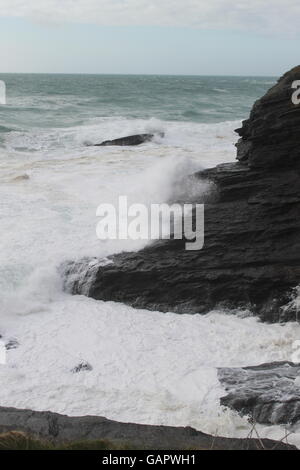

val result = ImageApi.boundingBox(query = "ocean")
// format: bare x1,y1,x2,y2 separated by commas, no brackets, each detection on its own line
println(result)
1,73,300,445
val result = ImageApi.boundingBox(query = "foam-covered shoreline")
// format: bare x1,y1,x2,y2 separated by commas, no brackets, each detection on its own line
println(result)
2,297,300,446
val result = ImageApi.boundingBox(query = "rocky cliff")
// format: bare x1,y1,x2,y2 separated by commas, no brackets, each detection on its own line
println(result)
64,66,300,322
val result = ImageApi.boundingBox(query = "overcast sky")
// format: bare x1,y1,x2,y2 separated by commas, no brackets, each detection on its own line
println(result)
0,0,299,75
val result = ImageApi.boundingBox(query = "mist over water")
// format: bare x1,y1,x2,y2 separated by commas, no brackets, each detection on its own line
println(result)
3,74,300,447
2,73,267,306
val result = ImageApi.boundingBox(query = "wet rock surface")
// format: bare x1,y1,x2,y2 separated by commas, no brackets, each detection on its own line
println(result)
64,67,300,322
219,362,300,425
0,407,295,449
94,133,158,146
235,66,300,169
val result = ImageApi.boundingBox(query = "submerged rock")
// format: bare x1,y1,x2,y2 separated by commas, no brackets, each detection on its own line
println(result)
71,362,93,373
218,362,300,425
5,339,19,350
94,133,162,146
0,334,19,351
12,173,30,182
0,407,295,449
64,66,300,322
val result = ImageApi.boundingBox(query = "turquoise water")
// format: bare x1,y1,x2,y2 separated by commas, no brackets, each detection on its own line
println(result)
3,73,300,446
0,74,275,134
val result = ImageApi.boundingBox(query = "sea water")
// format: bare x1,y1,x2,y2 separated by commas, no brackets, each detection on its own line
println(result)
1,73,300,446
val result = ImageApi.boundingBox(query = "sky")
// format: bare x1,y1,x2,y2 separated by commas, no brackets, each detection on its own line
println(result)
0,0,300,75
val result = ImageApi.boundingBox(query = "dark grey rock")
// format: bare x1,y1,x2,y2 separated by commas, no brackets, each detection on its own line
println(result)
5,339,19,350
0,406,295,450
94,133,160,146
236,65,300,169
63,66,300,322
0,335,19,350
71,362,93,373
219,362,300,425
63,163,300,322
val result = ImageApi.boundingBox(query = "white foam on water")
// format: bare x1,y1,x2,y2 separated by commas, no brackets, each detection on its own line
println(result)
1,298,300,447
0,117,237,306
1,117,300,447
2,116,238,165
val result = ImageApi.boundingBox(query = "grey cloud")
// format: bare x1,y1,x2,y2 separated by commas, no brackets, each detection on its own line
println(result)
1,0,299,35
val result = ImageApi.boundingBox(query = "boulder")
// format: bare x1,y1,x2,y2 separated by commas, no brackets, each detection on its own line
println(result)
94,133,161,146
64,66,300,322
218,362,300,425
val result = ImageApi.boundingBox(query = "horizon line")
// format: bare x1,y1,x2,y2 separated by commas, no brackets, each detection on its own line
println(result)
0,72,278,78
